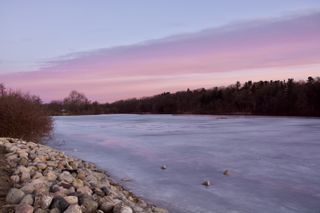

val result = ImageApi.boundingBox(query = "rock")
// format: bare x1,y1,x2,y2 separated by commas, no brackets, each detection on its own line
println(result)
64,196,78,205
136,199,147,208
120,177,132,182
64,204,82,213
17,151,29,158
100,202,114,212
29,153,37,160
50,184,61,193
50,185,70,197
79,195,98,213
77,170,86,180
6,188,26,204
10,175,20,183
113,204,133,213
0,204,16,213
15,203,34,213
32,171,44,179
73,178,84,188
0,138,167,213
152,207,169,213
69,161,79,169
161,165,167,170
20,194,34,205
223,169,230,176
77,186,92,196
50,196,69,212
60,181,73,189
39,195,53,209
21,183,35,194
202,180,211,187
47,161,57,167
34,209,47,213
93,187,105,197
101,186,110,196
59,171,74,183
132,206,144,213
37,162,48,170
21,171,31,182
19,157,29,166
46,171,57,181
16,165,30,174
49,208,61,213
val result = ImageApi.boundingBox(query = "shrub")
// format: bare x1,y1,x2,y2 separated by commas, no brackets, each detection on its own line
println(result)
0,84,52,142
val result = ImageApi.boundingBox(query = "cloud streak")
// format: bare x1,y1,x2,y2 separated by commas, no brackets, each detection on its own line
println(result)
1,11,320,102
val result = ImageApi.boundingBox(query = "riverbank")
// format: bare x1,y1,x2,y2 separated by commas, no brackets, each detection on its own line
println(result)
0,146,11,208
0,138,168,213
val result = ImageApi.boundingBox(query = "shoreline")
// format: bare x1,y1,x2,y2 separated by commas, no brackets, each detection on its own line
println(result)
51,113,320,119
0,138,168,213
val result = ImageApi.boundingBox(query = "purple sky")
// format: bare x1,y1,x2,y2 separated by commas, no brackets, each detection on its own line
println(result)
1,1,320,102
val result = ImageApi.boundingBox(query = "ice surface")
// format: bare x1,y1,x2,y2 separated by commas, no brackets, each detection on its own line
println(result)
46,114,320,213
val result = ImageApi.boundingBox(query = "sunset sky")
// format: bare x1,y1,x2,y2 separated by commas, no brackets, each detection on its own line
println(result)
1,1,320,102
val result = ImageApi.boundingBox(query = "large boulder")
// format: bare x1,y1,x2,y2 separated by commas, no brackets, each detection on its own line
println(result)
14,203,34,213
20,194,34,205
6,188,25,204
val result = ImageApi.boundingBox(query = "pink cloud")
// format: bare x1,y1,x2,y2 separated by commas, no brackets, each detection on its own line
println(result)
1,11,320,102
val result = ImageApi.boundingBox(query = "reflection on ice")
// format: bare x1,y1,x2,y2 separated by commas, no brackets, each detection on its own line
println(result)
46,114,320,213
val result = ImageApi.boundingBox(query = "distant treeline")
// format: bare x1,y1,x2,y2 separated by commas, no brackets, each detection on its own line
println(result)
46,77,320,116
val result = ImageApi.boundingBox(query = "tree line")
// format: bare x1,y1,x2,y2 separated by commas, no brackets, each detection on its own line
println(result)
46,77,320,116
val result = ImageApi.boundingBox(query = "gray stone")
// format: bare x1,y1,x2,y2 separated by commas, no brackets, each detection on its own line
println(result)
14,203,34,213
64,204,82,213
21,171,31,182
49,208,61,213
100,186,110,196
202,180,211,186
20,183,35,194
20,194,34,205
113,205,133,213
34,209,48,213
100,202,114,213
79,195,98,213
6,188,25,204
59,171,74,183
19,157,29,166
50,196,69,212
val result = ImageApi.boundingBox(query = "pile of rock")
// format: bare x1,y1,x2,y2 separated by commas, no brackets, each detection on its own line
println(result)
0,138,168,213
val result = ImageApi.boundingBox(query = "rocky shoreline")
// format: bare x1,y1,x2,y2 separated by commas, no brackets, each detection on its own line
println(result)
0,138,168,213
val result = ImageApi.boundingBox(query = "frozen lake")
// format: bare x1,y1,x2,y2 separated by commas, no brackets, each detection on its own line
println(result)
46,114,320,213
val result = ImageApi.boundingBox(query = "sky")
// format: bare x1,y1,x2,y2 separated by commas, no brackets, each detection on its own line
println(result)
1,0,320,102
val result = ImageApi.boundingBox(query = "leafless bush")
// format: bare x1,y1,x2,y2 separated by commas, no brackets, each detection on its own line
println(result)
0,84,52,142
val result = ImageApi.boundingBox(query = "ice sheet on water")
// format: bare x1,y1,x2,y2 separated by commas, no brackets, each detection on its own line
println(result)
47,115,320,213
